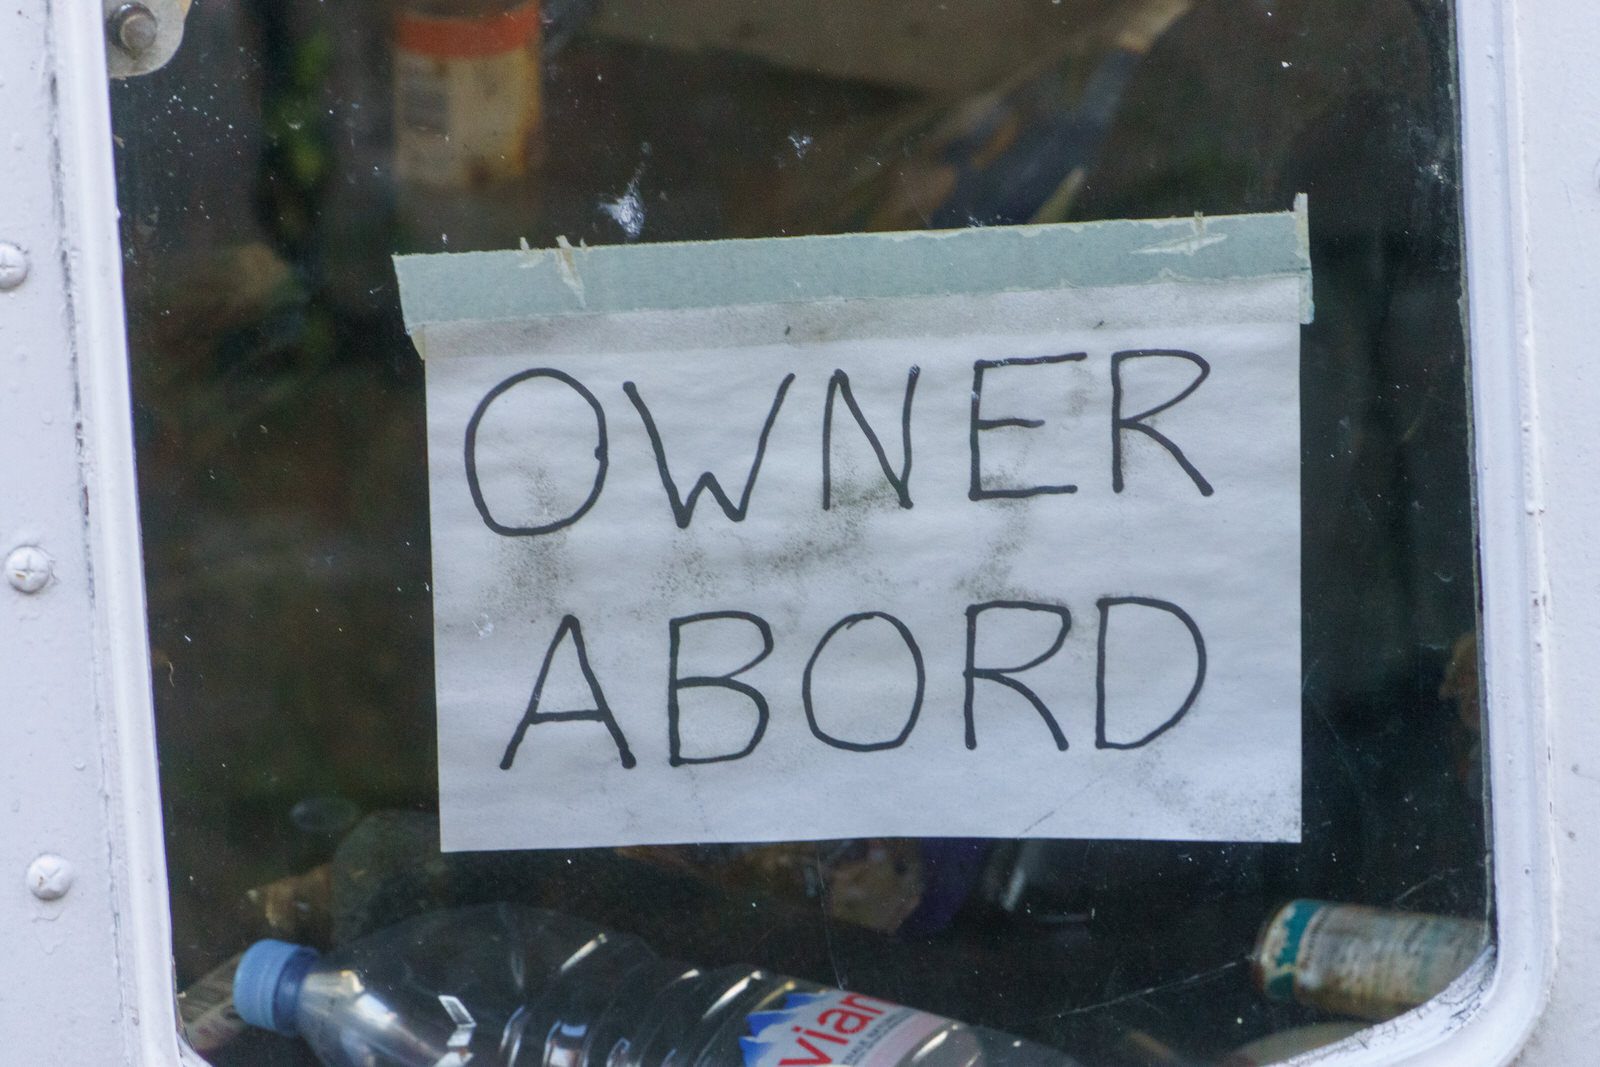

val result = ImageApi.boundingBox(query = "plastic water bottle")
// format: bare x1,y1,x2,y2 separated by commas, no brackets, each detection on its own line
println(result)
233,902,1081,1066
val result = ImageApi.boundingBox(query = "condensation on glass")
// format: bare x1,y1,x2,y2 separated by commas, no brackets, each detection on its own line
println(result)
110,1,1485,1064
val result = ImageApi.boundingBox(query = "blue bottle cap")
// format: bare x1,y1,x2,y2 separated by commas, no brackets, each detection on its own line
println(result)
233,938,319,1036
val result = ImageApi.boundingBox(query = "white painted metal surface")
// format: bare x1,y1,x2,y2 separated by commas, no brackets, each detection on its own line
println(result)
1497,0,1600,1061
0,0,1595,1063
0,1,187,1064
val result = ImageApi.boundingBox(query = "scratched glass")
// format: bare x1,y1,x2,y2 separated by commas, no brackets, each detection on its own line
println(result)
110,1,1484,1064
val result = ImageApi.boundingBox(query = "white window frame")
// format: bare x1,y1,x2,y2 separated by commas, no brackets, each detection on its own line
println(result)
1,1,1592,1064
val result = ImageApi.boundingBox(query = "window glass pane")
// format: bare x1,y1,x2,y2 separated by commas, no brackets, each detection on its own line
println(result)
111,1,1486,1064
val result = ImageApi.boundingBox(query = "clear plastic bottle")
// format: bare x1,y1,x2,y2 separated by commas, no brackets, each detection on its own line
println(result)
233,903,1081,1066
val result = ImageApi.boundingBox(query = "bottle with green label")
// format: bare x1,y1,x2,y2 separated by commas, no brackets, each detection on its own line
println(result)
1251,900,1488,1021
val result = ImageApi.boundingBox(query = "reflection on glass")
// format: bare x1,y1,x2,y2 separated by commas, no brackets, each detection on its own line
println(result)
111,1,1485,1063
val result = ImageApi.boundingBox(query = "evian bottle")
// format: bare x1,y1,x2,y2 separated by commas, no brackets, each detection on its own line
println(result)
735,987,1054,1067
232,903,1082,1066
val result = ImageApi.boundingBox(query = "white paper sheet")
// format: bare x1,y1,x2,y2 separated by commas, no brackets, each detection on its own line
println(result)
400,213,1308,851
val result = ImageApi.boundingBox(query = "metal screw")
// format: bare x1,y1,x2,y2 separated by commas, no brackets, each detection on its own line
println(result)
0,243,26,291
27,854,74,901
6,546,53,594
108,3,159,57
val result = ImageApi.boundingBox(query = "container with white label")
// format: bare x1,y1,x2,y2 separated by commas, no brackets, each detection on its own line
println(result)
393,0,542,191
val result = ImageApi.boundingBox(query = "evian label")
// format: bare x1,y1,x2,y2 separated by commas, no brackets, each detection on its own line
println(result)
740,990,950,1067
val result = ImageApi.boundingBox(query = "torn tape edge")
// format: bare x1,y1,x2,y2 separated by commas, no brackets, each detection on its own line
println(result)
395,196,1314,343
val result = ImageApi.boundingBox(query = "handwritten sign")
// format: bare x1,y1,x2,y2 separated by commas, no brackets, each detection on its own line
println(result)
396,202,1311,851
